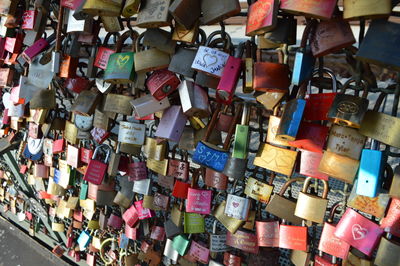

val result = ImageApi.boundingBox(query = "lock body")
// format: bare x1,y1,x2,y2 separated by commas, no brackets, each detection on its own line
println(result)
147,69,180,101
356,149,383,198
328,94,369,129
216,56,242,104
276,98,306,141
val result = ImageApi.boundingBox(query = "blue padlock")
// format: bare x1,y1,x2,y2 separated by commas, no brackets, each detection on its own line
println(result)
291,19,317,86
356,140,384,198
77,230,92,251
276,84,307,142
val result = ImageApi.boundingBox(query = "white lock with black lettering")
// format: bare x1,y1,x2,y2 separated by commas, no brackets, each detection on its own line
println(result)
118,121,146,145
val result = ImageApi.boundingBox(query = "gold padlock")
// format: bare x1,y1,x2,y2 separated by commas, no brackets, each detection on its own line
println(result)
374,234,400,266
294,177,329,224
318,151,359,184
254,143,297,176
213,200,244,234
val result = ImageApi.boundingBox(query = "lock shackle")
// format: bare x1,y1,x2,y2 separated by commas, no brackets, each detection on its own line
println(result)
196,28,207,46
135,32,146,52
170,144,179,160
278,178,304,196
300,19,318,49
103,32,120,46
327,201,344,223
115,30,139,53
373,92,387,112
302,177,329,199
203,103,222,142
241,103,250,125
205,30,232,52
341,78,369,98
311,68,338,93
212,220,218,234
223,103,244,150
92,144,111,162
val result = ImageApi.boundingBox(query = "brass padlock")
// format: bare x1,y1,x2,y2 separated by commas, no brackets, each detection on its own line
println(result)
374,233,400,266
294,177,329,224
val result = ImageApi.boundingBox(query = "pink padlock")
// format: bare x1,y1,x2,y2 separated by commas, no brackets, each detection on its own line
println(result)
21,38,50,63
22,10,36,30
216,44,244,105
150,226,166,241
107,213,123,229
128,161,147,181
186,188,212,215
125,224,138,240
134,200,155,220
255,220,280,247
122,205,139,227
188,241,210,264
299,150,329,181
334,208,383,256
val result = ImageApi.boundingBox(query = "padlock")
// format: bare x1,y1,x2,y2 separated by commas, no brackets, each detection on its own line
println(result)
318,150,360,184
225,188,251,221
128,155,147,181
169,0,200,30
294,177,329,223
326,124,366,160
254,143,298,177
255,219,279,247
193,104,240,173
266,178,303,224
82,0,122,16
178,81,210,118
334,208,383,256
132,179,152,195
186,187,212,215
134,33,171,73
279,220,308,251
168,147,189,181
130,94,171,119
209,220,228,253
122,204,139,227
121,0,140,17
319,202,351,260
143,28,176,55
246,0,278,36
83,144,111,185
66,144,80,168
276,81,309,142
254,49,290,91
118,121,146,146
390,165,400,198
299,150,329,180
380,198,400,237
104,30,138,84
343,0,392,20
216,42,245,104
168,47,198,78
291,249,312,266
244,170,275,203
172,234,191,256
310,18,355,58
146,69,180,101
188,241,210,264
136,0,172,28
327,79,369,129
303,68,339,121
200,0,240,25
205,168,228,190
356,140,384,198
226,230,259,254
291,20,317,86
280,0,337,19
231,103,251,159
154,105,187,143
191,34,230,78
94,32,118,71
66,8,93,33
184,212,205,234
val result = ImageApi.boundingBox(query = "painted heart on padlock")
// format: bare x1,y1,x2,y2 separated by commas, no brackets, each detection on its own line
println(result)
117,55,131,68
203,54,218,67
352,224,368,240
232,202,239,208
248,0,273,28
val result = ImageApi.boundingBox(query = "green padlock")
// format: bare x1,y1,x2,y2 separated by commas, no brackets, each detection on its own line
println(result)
232,104,250,159
79,181,88,200
172,234,190,256
184,213,205,234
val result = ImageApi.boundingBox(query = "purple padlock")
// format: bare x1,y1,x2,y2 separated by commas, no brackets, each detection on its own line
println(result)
155,105,187,143
107,213,123,229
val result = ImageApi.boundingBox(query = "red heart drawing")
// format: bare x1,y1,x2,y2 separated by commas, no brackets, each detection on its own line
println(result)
232,202,239,208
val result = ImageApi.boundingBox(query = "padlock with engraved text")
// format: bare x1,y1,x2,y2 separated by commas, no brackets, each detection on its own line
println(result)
279,220,308,251
245,170,275,203
168,147,189,181
83,144,111,185
146,69,180,101
280,0,336,19
136,0,172,28
327,79,369,128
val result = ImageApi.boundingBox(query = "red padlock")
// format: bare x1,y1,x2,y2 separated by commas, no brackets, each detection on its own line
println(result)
122,205,139,227
186,188,212,215
289,122,329,153
147,69,180,101
65,76,92,94
380,198,400,238
83,145,111,185
172,180,191,199
334,208,383,256
279,222,308,251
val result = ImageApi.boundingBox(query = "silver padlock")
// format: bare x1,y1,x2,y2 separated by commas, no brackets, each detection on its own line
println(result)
224,194,250,221
130,94,170,118
178,80,210,118
132,179,152,195
118,121,146,145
